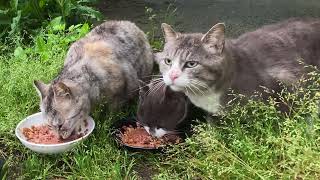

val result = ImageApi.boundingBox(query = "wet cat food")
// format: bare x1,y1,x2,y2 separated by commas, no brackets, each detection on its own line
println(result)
22,125,83,144
120,125,182,148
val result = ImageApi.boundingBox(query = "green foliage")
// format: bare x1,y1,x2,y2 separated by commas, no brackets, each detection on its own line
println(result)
0,0,102,39
144,4,177,51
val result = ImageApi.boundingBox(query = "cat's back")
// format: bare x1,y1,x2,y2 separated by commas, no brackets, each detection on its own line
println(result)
231,18,320,69
64,21,153,80
233,18,320,50
90,21,153,78
234,18,320,52
89,21,147,46
227,18,320,93
88,21,150,58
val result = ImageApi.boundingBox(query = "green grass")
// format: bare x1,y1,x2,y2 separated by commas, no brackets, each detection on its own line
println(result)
1,23,320,179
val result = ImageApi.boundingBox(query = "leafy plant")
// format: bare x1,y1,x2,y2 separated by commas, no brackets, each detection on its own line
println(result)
52,0,102,24
144,3,177,51
0,0,102,40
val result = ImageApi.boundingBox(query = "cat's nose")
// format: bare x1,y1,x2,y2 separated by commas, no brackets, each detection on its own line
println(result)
169,70,181,81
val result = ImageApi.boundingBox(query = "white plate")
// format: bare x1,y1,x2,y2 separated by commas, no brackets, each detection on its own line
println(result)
15,112,95,154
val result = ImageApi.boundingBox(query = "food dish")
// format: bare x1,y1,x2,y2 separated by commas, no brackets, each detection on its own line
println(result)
15,112,95,154
120,125,181,148
112,117,184,150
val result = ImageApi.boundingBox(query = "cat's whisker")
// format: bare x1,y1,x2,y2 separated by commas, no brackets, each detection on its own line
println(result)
184,86,190,95
151,81,165,96
145,79,164,96
145,85,155,96
157,83,167,102
151,77,164,82
142,74,163,78
190,81,206,95
130,78,163,93
149,77,166,88
148,81,163,96
150,78,164,86
189,80,209,93
189,85,198,95
144,82,155,96
131,83,150,93
189,79,208,87
148,84,159,96
186,84,197,95
191,86,201,95
190,82,205,95
186,85,194,95
190,79,209,89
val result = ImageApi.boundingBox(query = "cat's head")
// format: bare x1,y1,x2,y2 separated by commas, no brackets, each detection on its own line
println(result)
155,22,228,94
137,81,188,138
33,80,89,139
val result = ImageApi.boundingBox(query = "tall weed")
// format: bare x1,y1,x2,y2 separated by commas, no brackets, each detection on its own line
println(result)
155,70,320,179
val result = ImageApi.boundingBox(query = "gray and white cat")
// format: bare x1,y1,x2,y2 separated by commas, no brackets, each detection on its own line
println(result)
34,21,154,139
156,18,320,114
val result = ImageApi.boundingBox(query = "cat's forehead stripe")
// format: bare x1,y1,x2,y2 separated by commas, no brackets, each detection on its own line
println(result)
181,50,191,61
45,87,54,113
169,49,192,62
186,51,192,60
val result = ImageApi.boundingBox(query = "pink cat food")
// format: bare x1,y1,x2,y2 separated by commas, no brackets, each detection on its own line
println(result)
120,125,182,148
22,125,83,144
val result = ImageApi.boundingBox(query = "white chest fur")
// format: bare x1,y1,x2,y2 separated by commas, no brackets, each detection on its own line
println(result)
187,91,222,114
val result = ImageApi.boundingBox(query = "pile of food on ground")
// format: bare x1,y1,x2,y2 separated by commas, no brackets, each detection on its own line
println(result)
120,125,182,148
22,125,84,144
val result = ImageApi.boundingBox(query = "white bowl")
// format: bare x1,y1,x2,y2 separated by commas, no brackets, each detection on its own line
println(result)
15,112,95,154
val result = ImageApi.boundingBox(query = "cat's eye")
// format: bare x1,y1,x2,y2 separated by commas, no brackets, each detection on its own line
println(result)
164,58,172,65
185,61,199,68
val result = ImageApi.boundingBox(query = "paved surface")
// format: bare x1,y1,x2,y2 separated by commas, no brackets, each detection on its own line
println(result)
97,0,320,37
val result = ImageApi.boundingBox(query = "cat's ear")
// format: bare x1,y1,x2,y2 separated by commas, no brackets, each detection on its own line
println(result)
53,82,72,98
138,80,149,99
201,23,226,54
34,80,49,100
161,23,179,42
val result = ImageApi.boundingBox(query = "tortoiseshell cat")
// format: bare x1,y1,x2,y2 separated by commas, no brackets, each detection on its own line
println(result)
156,18,320,114
34,21,154,139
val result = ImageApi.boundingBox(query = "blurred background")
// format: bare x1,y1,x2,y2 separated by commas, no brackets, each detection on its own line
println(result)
98,0,320,37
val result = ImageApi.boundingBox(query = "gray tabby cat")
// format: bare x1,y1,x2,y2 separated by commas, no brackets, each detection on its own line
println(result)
34,21,154,139
156,18,320,114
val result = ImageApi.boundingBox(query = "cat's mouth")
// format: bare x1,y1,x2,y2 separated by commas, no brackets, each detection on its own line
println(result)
163,74,186,92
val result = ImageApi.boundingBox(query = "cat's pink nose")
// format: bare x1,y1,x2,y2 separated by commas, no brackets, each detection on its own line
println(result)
169,70,181,81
